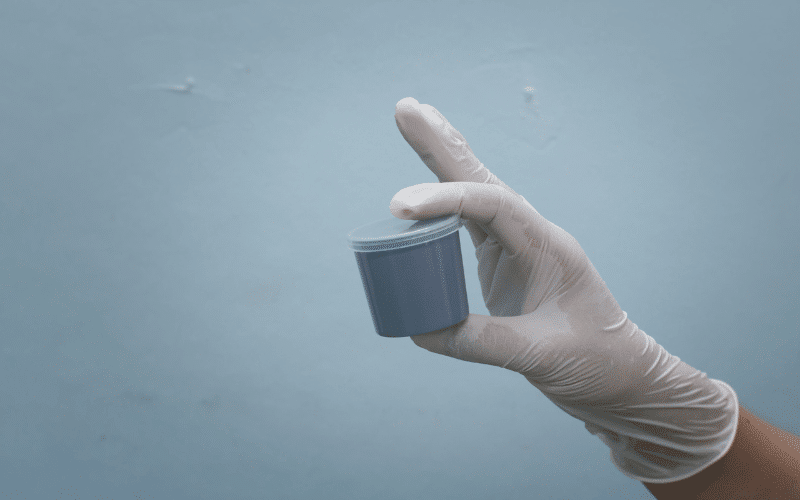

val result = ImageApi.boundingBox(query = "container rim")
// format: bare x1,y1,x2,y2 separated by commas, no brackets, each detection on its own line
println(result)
346,213,464,252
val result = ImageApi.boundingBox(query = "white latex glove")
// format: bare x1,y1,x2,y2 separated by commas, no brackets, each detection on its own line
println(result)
390,97,738,484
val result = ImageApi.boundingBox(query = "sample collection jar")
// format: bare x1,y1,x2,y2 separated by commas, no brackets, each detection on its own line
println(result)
346,213,470,337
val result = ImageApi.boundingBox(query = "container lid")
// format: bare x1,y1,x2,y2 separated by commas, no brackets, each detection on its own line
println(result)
346,213,464,252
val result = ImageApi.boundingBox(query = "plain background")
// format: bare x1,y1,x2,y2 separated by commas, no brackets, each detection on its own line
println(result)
1,1,798,499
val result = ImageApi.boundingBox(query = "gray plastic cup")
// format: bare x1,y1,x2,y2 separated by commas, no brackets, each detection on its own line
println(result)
346,213,470,338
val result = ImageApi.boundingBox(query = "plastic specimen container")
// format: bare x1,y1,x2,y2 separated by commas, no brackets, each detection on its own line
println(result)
346,213,469,337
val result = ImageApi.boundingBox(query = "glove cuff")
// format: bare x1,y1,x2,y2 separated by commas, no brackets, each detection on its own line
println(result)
581,379,739,484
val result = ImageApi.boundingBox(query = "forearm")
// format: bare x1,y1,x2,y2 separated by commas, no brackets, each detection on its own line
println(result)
643,405,800,500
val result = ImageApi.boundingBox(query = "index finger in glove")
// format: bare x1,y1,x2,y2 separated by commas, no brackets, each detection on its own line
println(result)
394,97,516,190
395,97,523,248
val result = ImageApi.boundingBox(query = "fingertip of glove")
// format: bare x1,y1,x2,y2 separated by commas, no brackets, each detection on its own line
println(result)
389,198,413,219
396,97,419,113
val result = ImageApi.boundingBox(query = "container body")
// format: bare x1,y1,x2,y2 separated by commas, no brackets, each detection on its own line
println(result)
353,229,469,337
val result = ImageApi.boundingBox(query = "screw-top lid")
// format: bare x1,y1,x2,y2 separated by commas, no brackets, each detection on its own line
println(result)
346,213,464,252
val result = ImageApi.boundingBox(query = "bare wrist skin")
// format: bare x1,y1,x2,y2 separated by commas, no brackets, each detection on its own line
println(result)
643,405,800,500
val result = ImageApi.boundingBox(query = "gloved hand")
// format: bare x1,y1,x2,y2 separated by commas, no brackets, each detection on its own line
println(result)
390,97,739,484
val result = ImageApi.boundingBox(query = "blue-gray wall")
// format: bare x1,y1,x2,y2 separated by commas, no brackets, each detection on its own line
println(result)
1,1,798,499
